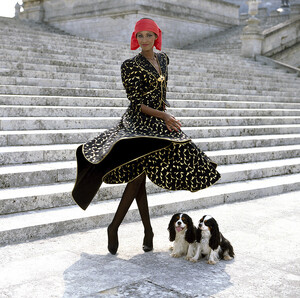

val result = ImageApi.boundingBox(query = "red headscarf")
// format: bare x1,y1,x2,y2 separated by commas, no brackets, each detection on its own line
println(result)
130,19,162,50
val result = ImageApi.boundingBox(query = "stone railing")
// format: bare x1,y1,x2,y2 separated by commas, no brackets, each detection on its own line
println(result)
261,16,300,57
255,55,300,76
241,0,300,59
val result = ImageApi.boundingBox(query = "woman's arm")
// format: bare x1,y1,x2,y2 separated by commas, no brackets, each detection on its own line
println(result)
141,104,181,132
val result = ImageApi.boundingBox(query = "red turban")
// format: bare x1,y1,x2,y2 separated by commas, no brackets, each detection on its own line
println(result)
130,19,162,50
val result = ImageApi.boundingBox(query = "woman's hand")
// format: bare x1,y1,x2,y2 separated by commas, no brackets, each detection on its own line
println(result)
140,104,181,132
163,112,182,132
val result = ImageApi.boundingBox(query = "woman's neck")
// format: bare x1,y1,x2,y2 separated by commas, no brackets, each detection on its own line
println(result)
141,49,155,59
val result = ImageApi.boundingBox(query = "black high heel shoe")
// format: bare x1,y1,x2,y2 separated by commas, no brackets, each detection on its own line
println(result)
107,225,118,255
143,231,154,252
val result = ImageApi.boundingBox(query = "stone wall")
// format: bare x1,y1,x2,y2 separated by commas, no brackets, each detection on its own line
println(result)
21,0,240,48
261,15,300,56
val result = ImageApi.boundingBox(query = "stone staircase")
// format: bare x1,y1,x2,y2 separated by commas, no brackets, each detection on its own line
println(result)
0,16,300,246
184,25,243,54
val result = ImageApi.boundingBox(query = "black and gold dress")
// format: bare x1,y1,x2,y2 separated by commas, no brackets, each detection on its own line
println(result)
72,52,221,210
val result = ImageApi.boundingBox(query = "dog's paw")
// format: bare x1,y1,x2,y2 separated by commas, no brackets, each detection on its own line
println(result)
223,255,233,261
185,256,192,261
170,252,181,258
207,260,217,265
190,257,198,263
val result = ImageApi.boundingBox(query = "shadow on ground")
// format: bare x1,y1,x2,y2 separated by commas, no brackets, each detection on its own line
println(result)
63,251,233,297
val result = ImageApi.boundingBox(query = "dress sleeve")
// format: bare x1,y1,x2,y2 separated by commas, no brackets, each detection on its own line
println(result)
121,60,143,113
163,52,169,65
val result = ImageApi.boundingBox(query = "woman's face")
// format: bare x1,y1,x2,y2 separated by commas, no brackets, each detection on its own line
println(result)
136,31,157,51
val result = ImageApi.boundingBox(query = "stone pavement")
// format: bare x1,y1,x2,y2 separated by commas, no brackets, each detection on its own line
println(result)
0,191,299,298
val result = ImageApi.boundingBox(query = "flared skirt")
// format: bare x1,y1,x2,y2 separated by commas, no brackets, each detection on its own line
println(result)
72,122,221,210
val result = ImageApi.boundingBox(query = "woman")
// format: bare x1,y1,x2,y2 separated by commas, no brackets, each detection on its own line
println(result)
72,18,221,255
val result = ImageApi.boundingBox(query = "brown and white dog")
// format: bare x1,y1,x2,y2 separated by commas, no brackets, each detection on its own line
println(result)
189,215,234,264
168,213,197,259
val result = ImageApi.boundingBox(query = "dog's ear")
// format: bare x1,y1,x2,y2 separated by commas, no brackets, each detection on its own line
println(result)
185,215,195,243
168,214,177,242
209,218,220,250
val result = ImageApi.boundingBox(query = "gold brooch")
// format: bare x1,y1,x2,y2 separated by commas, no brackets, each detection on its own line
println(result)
158,75,165,82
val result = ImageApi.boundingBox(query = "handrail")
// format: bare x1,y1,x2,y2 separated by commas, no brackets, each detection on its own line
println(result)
255,55,300,77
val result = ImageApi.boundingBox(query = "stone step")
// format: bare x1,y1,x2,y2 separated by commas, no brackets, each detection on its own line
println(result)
1,105,300,117
0,84,298,98
0,173,299,246
0,50,288,79
0,61,122,77
1,68,299,89
0,38,236,58
2,26,249,63
0,180,154,214
1,125,300,146
0,70,298,91
0,144,77,165
1,60,298,86
0,47,248,69
0,43,294,76
0,70,293,90
0,95,129,107
0,156,299,189
0,76,298,96
0,49,248,69
172,76,299,88
0,55,293,81
0,34,101,48
1,68,295,89
167,93,300,103
1,51,297,82
1,116,299,131
0,25,243,58
168,86,299,97
0,61,122,76
0,56,121,71
177,72,298,83
2,76,295,93
194,134,300,150
0,43,228,63
0,32,121,48
0,95,299,108
0,84,126,97
209,144,300,165
0,128,104,146
0,20,77,37
2,134,300,161
0,43,272,66
0,141,299,166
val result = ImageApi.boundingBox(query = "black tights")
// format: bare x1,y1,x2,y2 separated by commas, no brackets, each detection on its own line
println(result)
107,172,153,254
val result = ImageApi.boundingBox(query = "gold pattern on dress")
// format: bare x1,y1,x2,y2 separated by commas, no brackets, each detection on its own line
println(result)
80,52,221,192
158,75,165,82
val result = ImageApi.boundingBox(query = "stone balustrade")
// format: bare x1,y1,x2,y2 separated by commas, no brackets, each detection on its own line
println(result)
241,0,300,59
261,15,300,57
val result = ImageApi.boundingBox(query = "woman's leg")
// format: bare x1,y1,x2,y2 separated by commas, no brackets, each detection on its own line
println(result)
107,173,146,254
135,173,154,252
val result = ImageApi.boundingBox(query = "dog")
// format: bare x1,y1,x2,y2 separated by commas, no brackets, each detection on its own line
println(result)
189,215,234,264
168,213,196,259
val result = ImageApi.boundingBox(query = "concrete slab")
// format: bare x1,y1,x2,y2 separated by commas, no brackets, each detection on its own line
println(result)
0,191,299,297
